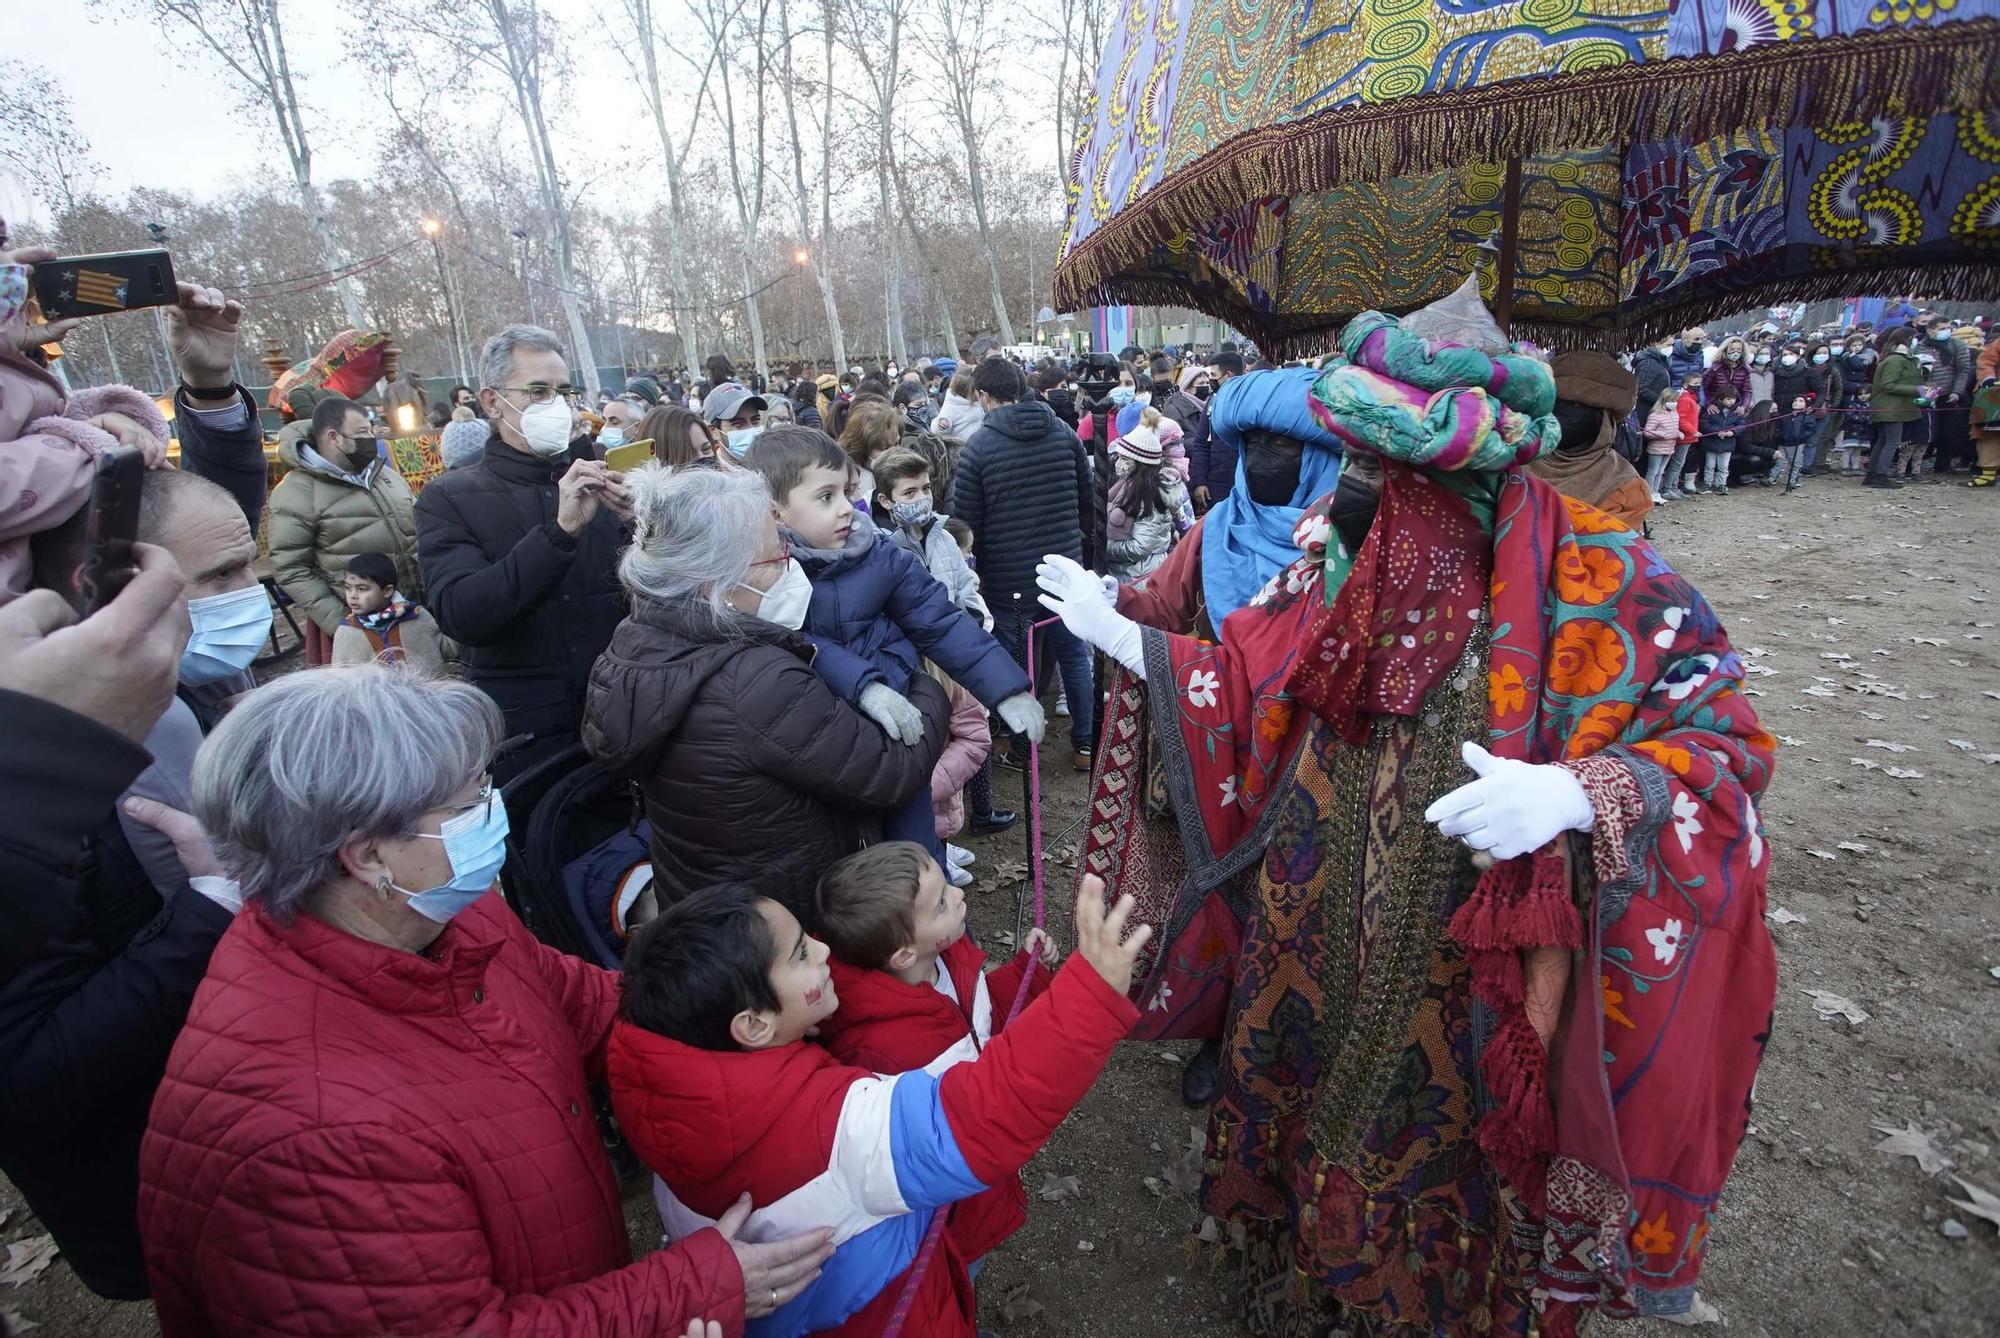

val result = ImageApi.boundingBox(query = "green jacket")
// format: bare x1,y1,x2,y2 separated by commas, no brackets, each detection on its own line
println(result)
1868,349,1923,424
267,427,423,634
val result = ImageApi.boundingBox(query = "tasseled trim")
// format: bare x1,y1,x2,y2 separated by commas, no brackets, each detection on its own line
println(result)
1477,1010,1554,1214
1448,847,1581,959
1469,943,1524,1008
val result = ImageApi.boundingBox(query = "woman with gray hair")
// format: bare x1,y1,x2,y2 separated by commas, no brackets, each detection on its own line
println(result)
584,465,949,915
135,666,833,1335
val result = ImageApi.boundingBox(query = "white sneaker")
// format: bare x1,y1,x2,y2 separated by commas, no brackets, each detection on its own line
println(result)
946,843,976,869
1651,491,1667,504
945,861,973,889
1054,688,1071,717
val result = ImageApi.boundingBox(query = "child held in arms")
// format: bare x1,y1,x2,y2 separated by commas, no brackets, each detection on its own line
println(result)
332,552,446,672
742,427,1044,864
607,874,1147,1336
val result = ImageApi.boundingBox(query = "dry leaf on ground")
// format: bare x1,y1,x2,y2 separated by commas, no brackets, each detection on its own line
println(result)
999,1283,1045,1324
1872,1121,1955,1176
1039,1172,1082,1202
1836,841,1871,853
1767,907,1808,925
0,1236,58,1289
1863,739,1916,753
1946,1177,2000,1230
1804,989,1869,1026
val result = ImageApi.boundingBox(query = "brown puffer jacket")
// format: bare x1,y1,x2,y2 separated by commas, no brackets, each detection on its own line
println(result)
582,594,950,916
267,426,422,634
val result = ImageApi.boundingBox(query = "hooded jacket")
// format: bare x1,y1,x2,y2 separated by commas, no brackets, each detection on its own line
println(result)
607,955,1137,1337
791,512,1026,708
583,595,949,916
887,513,989,628
950,400,1090,599
1924,326,1974,398
1668,339,1707,386
416,436,628,751
1769,354,1825,412
931,391,985,443
138,894,740,1335
816,937,1050,1262
1630,347,1672,410
1868,346,1924,423
1700,346,1751,406
267,430,423,634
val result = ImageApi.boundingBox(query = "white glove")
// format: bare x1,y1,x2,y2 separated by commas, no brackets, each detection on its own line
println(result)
1099,573,1121,602
1036,554,1146,680
859,682,924,745
1423,741,1596,861
996,692,1047,744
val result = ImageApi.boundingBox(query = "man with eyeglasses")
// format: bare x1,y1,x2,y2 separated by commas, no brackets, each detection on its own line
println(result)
416,325,634,782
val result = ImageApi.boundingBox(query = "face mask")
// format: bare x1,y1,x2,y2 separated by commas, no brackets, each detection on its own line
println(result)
1328,467,1380,557
725,426,763,458
1109,386,1135,407
1242,429,1304,507
513,398,573,457
181,583,273,685
0,263,27,329
890,496,934,529
743,558,811,629
598,426,626,449
1780,354,1798,366
1727,349,1743,362
1811,352,1829,365
393,786,509,923
1754,356,1770,367
1932,329,1953,342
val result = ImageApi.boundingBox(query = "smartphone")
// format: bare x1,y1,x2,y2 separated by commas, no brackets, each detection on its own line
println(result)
79,447,145,613
34,249,178,319
603,438,655,473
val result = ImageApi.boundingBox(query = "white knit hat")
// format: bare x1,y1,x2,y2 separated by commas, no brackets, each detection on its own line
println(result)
1112,421,1163,466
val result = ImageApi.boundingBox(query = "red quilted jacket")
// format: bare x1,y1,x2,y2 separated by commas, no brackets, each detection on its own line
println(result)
138,893,744,1336
814,939,1050,1262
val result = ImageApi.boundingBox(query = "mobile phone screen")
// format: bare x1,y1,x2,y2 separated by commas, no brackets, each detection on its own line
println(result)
81,447,145,613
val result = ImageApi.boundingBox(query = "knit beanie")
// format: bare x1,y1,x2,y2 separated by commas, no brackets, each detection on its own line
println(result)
1112,407,1164,465
1177,364,1205,392
440,417,490,470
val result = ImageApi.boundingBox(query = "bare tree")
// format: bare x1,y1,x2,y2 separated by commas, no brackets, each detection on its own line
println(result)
885,132,959,357
694,0,776,382
123,0,367,329
837,0,913,368
626,0,718,378
1045,0,1108,204
778,0,847,369
913,0,1014,345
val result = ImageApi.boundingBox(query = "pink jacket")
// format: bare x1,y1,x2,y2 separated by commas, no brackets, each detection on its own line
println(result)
931,679,992,838
0,350,167,602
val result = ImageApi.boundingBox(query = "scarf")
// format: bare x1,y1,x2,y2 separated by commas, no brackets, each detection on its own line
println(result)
349,593,415,633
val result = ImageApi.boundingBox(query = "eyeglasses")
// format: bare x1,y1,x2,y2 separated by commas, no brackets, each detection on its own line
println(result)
426,776,496,823
496,384,582,406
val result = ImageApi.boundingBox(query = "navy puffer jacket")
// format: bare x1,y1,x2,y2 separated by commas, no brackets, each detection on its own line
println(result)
793,513,1030,708
951,400,1091,599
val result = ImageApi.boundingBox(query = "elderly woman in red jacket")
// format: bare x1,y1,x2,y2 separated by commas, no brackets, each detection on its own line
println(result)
136,666,832,1336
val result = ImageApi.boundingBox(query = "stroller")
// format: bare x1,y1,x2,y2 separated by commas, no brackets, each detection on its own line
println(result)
498,742,655,969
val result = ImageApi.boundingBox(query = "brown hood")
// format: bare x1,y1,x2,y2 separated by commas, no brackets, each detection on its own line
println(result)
1552,351,1638,416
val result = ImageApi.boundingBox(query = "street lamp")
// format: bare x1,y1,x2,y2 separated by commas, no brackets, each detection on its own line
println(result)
421,216,470,385
794,248,810,267
420,216,442,239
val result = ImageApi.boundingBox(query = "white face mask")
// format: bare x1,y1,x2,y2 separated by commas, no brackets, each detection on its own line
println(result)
742,558,812,630
512,398,574,457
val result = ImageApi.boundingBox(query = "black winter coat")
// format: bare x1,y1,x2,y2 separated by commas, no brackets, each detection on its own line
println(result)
0,694,232,1299
1631,349,1672,410
172,385,271,535
951,400,1091,599
1770,358,1825,411
415,437,628,759
583,595,950,916
1044,385,1080,430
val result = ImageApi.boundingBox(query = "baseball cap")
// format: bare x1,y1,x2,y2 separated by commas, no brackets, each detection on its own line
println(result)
702,382,767,424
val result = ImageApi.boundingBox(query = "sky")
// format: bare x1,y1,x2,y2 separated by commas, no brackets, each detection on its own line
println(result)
1,0,715,225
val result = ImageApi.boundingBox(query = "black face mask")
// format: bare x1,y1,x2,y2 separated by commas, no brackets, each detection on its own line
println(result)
1193,383,1212,401
1328,468,1380,556
1241,429,1304,507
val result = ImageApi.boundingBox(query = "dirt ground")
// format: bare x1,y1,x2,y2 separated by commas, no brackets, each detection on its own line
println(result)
5,475,1998,1336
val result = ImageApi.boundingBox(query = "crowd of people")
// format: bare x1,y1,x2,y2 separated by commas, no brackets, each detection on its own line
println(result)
2,206,1995,1337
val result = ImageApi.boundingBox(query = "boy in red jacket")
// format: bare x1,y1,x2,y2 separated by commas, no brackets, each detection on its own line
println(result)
810,842,1059,1272
607,875,1147,1338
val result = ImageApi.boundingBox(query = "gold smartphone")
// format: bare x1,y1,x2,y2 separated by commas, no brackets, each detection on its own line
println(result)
603,438,655,472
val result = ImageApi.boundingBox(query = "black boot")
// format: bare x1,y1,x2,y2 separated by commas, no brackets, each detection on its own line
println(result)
969,809,1018,835
1181,1038,1225,1106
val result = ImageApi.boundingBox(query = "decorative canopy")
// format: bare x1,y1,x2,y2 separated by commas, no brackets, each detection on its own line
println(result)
1052,2,2000,354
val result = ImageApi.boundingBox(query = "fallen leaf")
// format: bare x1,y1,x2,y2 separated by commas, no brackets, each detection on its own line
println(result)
1766,907,1808,925
1195,1215,1221,1244
1039,1172,1082,1202
1909,636,1945,646
1776,734,1806,746
1896,542,1924,550
1947,1177,2000,1231
1947,740,1979,752
1743,663,1777,677
1800,686,1836,698
0,1310,36,1335
1836,841,1871,854
1849,758,1881,770
1141,1175,1165,1197
1984,691,2000,701
989,859,1030,886
1863,739,1916,753
1884,767,1924,780
999,1283,1045,1324
1806,849,1837,861
1943,1218,1971,1240
1979,755,2000,765
0,1236,57,1288
1872,1121,1955,1176
1804,989,1869,1026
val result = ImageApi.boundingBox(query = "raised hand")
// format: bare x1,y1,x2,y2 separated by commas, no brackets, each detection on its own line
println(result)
1073,873,1152,998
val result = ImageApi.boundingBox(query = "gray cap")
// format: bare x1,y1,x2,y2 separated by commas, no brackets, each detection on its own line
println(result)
701,382,767,424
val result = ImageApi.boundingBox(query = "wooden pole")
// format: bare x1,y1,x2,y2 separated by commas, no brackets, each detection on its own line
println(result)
1493,156,1524,336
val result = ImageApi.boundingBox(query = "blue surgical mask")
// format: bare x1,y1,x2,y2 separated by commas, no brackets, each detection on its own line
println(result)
394,784,509,923
726,426,762,458
598,426,626,449
1109,386,1135,407
180,583,273,685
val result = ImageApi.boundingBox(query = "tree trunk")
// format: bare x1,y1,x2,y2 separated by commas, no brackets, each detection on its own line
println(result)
739,245,768,382
963,149,1014,345
780,0,845,369
632,0,702,378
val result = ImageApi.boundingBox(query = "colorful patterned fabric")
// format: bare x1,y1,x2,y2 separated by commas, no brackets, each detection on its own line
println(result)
1081,467,1776,1326
1054,1,2000,352
385,432,445,495
267,329,389,411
